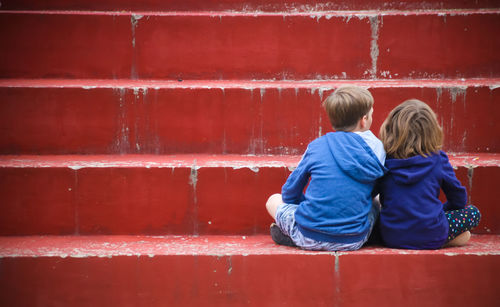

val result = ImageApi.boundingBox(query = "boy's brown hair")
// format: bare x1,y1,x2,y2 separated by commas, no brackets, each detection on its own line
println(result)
379,99,443,159
323,86,374,131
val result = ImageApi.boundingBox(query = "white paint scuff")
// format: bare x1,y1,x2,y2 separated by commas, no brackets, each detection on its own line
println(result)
369,16,380,79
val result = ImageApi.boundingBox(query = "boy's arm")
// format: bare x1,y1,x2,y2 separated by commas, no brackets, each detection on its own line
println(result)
281,148,311,204
440,152,467,211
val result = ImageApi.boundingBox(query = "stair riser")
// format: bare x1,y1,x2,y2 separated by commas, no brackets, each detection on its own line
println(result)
468,166,500,234
0,13,132,79
378,13,500,79
0,253,498,307
0,166,287,235
1,85,498,154
0,163,497,235
1,12,499,79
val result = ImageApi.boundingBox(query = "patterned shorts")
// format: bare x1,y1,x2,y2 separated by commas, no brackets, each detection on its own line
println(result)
275,200,380,251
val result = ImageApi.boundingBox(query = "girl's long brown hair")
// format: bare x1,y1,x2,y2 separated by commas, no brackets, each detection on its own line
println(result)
379,99,443,159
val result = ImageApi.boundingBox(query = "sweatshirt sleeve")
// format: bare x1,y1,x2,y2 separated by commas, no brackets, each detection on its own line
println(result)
440,152,467,211
281,147,311,204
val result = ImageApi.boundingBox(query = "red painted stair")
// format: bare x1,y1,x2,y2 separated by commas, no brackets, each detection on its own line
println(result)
0,154,499,236
2,0,500,11
0,79,499,154
0,235,499,306
1,10,499,79
1,1,499,306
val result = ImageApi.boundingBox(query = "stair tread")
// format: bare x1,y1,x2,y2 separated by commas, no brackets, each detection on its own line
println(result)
1,78,500,89
0,154,301,168
0,153,499,168
0,235,498,257
2,9,500,16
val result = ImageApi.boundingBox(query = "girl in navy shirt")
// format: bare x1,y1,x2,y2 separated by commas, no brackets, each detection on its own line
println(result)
378,99,481,249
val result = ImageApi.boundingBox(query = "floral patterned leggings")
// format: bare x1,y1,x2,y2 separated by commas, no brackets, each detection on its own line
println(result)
445,205,481,242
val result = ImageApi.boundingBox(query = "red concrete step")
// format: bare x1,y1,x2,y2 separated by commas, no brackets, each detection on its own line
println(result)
1,10,499,79
1,0,498,11
0,235,499,307
0,154,498,236
1,79,498,155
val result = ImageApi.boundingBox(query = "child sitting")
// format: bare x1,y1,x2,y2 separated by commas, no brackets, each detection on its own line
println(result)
378,99,481,249
265,86,386,251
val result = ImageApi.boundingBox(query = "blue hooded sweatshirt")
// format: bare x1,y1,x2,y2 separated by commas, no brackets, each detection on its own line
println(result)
282,131,386,244
379,151,467,249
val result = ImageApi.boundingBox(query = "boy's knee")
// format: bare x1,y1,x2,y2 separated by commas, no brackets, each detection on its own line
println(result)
266,194,283,219
266,194,282,209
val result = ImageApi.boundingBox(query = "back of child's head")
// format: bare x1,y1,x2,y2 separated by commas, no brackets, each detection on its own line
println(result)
323,86,374,131
380,99,443,159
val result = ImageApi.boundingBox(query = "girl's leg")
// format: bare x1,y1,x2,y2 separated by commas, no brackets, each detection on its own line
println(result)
444,205,481,247
266,193,283,220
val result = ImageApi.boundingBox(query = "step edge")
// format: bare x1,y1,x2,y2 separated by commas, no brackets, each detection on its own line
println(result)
0,234,498,258
0,154,302,169
0,153,499,168
1,79,500,90
2,9,500,17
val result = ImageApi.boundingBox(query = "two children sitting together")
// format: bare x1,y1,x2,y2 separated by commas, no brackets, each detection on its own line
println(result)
266,86,481,251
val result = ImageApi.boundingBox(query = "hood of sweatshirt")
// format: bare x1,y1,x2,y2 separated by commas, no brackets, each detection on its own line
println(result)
325,132,386,183
385,153,439,185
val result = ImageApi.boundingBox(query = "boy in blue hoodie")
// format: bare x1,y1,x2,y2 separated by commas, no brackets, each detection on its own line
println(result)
265,86,386,251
